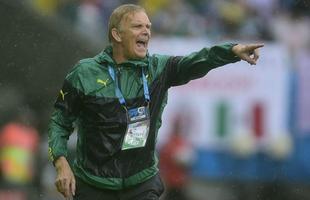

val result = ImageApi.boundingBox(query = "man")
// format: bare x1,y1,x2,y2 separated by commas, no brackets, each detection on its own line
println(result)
48,4,263,200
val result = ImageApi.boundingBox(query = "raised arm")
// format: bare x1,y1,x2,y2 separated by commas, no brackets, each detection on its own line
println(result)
164,43,263,87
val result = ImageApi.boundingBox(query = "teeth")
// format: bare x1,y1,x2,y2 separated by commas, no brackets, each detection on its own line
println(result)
137,39,147,43
137,41,146,47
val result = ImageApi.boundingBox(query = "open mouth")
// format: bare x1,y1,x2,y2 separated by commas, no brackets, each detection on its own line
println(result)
136,39,147,49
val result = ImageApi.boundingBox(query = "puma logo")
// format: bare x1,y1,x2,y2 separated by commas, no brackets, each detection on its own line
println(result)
60,89,68,100
97,78,109,87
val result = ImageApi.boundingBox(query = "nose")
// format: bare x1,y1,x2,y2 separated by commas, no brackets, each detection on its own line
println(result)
142,26,151,37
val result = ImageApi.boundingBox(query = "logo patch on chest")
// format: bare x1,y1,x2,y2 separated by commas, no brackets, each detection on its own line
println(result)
97,78,110,87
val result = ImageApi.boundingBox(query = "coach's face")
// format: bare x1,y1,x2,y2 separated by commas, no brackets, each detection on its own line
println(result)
117,11,151,60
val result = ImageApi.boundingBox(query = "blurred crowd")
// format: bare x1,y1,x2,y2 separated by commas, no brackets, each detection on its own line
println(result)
29,0,310,50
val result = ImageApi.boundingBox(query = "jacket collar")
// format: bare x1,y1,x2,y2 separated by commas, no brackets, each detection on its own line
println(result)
94,45,149,68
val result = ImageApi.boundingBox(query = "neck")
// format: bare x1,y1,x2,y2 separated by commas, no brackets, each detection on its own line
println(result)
112,44,126,64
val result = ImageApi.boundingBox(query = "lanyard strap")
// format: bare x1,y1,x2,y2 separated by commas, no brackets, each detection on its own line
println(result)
142,67,150,102
108,66,150,106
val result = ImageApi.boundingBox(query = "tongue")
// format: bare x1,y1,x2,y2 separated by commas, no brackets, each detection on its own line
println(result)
137,42,144,48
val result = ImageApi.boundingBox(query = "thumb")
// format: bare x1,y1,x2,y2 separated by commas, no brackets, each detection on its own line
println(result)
241,54,256,65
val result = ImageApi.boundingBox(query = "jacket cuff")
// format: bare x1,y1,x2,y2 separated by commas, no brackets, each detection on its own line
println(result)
49,147,66,166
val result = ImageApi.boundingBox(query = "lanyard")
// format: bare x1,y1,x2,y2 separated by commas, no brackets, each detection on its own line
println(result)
108,66,150,106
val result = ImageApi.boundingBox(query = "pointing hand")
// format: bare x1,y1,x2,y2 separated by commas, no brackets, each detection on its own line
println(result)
232,43,264,65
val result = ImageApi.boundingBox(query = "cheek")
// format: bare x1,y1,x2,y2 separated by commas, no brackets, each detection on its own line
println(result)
124,40,134,48
130,42,137,51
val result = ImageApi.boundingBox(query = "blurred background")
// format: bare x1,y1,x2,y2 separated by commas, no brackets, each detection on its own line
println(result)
0,0,309,199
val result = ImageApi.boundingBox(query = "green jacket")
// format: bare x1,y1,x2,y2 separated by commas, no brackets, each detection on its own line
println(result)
48,44,240,190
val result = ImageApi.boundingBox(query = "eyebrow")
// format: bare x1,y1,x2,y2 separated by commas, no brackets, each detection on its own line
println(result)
131,21,152,26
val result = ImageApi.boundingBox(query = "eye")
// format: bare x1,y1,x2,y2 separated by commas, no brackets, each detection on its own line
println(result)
133,24,142,28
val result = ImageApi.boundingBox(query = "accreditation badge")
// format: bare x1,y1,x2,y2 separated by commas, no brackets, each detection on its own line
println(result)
122,106,150,150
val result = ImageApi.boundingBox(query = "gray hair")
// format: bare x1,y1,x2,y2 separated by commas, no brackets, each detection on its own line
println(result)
108,4,146,42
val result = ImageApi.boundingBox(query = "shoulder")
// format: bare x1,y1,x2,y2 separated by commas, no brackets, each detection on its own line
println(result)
149,54,183,76
151,54,171,65
65,57,106,90
73,58,102,73
67,57,104,78
149,54,171,74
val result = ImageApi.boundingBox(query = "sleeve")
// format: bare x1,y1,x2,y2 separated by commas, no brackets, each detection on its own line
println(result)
166,43,241,87
48,67,83,164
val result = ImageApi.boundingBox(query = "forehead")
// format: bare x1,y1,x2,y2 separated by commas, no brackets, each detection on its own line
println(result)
123,11,150,24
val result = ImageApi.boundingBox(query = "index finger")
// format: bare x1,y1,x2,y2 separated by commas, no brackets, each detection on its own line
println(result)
245,43,264,51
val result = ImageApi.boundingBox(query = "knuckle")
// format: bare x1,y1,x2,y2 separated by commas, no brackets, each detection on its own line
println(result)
56,177,68,184
60,177,68,181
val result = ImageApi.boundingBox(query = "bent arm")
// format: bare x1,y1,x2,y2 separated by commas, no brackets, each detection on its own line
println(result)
48,69,83,164
48,109,76,163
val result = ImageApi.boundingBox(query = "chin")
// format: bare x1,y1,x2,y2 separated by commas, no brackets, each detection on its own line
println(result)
135,53,147,59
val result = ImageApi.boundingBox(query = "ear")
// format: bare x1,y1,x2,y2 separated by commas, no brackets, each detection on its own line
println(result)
111,28,122,42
